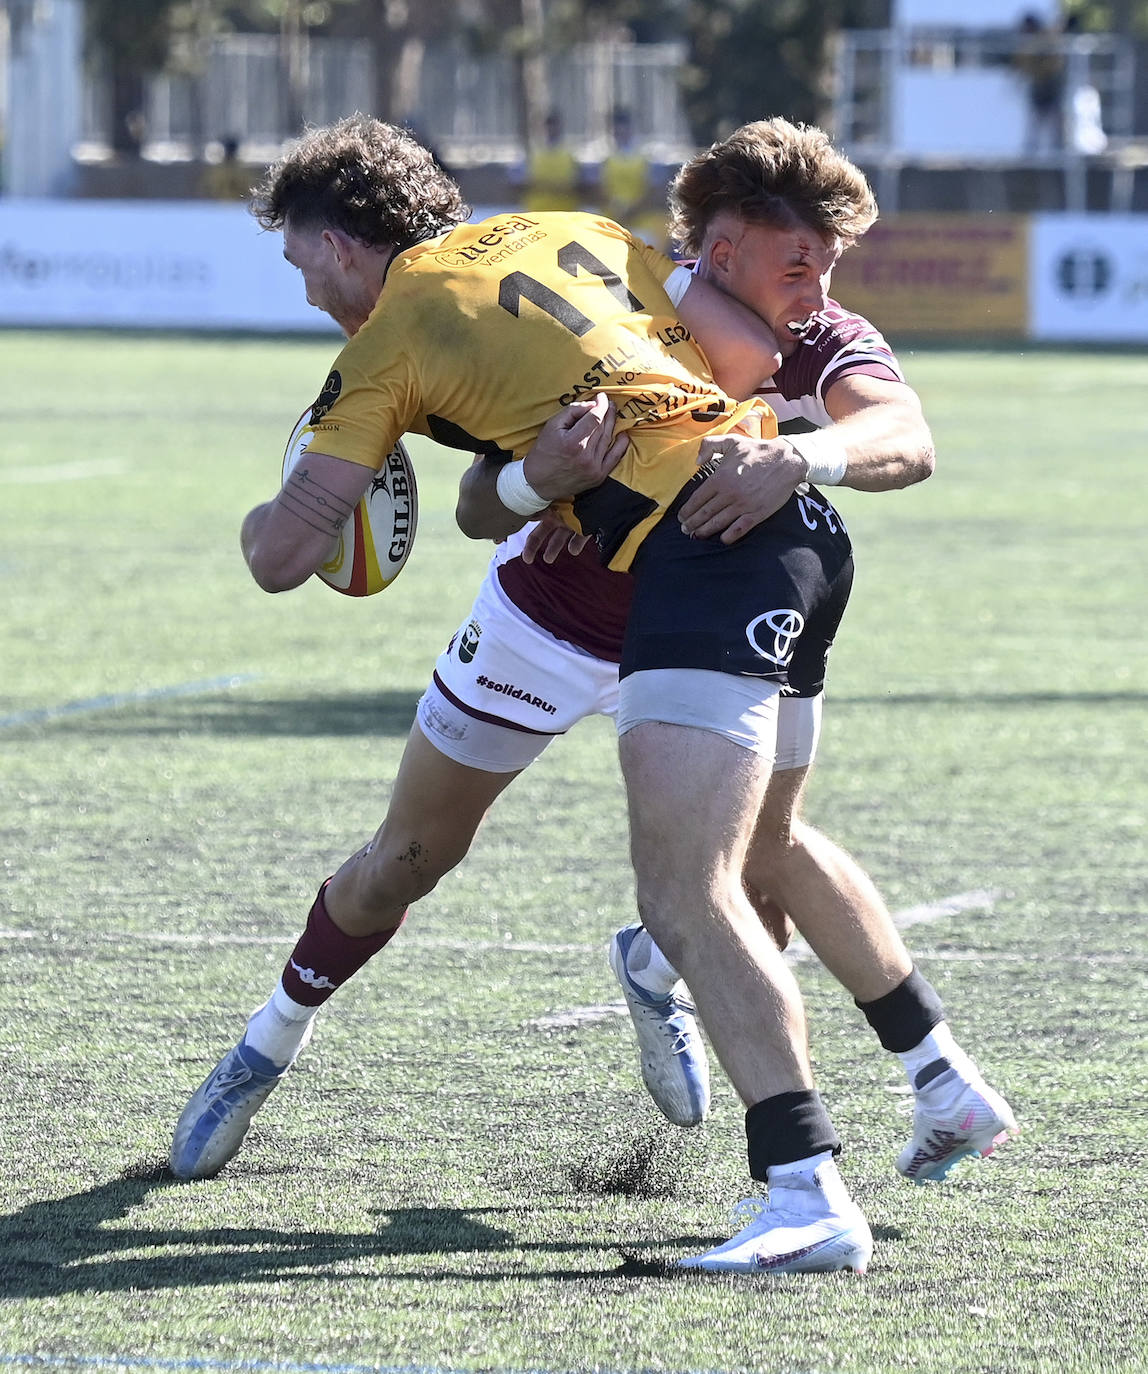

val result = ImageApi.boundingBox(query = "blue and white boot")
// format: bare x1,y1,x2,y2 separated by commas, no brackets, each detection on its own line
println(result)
169,1023,312,1180
608,924,710,1127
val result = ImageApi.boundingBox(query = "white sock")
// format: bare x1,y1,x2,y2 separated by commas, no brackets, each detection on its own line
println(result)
767,1150,836,1182
897,1021,975,1090
244,981,319,1068
766,1153,852,1213
624,926,682,998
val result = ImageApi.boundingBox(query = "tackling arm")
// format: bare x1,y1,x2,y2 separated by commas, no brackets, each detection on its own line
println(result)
456,393,628,542
673,273,783,400
678,375,935,544
455,456,525,544
819,373,935,490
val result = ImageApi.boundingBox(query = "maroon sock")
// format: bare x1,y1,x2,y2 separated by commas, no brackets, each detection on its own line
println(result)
279,881,405,1007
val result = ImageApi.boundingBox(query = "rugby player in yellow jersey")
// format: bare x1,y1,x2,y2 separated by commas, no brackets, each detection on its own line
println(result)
169,117,1012,1275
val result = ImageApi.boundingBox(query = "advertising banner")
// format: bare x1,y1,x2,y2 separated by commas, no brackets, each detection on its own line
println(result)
0,201,339,332
1029,214,1148,342
831,214,1029,336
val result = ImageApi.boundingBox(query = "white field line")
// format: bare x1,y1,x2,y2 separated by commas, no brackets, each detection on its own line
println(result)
0,674,257,729
3,891,1144,972
0,1354,486,1374
783,887,1000,962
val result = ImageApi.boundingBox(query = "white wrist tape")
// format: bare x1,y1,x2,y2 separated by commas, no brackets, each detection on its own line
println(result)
664,264,695,308
496,459,550,516
787,429,849,486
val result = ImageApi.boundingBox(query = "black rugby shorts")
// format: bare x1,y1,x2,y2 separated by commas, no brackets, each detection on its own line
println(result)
620,482,854,695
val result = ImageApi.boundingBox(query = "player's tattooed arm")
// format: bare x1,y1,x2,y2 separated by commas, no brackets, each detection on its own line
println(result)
241,450,375,593
277,464,354,540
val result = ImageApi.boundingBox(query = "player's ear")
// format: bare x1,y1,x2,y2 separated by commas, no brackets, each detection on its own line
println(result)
703,235,734,283
323,227,353,269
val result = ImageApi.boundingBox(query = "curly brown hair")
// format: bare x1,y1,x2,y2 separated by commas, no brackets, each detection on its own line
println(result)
252,115,470,250
668,117,877,256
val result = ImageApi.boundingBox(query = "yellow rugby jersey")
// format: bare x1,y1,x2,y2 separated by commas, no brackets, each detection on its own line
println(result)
306,211,774,571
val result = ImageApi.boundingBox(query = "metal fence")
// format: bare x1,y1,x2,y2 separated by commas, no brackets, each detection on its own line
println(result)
79,33,693,165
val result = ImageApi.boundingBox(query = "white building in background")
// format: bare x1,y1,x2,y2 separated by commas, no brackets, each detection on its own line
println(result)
2,0,84,196
833,0,1136,209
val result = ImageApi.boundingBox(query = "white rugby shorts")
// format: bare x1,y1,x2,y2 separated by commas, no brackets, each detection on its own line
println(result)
416,567,619,773
417,560,825,774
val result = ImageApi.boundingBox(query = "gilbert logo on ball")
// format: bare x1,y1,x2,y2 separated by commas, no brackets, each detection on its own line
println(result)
281,410,418,597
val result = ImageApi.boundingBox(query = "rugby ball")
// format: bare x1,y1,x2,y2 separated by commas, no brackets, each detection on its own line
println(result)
281,411,417,597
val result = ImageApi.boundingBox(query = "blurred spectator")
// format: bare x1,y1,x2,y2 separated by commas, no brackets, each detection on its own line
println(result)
1015,13,1065,153
1062,15,1107,155
201,136,252,201
594,107,668,247
597,108,651,221
511,110,583,212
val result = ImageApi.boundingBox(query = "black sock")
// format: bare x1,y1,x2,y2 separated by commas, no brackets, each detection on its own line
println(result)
745,1090,841,1180
856,966,945,1054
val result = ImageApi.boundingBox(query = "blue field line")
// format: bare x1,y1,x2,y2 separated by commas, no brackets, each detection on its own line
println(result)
0,1358,746,1374
0,675,258,730
0,1359,482,1374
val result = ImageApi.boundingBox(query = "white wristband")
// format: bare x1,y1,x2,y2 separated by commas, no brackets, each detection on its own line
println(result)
496,459,550,516
786,429,849,486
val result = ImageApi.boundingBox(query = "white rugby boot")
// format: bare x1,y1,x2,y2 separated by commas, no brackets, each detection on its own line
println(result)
169,1022,312,1181
679,1162,873,1275
609,924,710,1128
896,1057,1018,1183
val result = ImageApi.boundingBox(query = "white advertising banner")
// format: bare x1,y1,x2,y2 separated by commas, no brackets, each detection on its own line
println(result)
1030,214,1148,342
0,200,340,332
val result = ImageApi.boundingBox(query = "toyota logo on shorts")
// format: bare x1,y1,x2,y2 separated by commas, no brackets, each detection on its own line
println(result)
746,609,805,667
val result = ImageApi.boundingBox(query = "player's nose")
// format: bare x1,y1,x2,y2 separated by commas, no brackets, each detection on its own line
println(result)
799,282,829,315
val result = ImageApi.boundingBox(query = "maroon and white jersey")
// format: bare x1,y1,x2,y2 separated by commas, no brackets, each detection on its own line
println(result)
494,301,903,662
754,302,903,433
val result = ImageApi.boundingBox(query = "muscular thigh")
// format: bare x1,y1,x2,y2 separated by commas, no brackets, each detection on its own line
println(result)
369,725,519,879
621,721,775,892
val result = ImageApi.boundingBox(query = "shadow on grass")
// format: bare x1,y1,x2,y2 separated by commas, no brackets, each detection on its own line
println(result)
834,687,1148,708
0,1165,716,1294
37,691,422,739
17,687,1145,744
832,689,1145,708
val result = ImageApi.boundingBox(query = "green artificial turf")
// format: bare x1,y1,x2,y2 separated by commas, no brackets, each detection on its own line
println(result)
0,332,1145,1374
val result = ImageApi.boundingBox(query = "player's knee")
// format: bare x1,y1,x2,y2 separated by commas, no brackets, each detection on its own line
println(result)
745,885,795,951
744,818,801,889
633,867,742,973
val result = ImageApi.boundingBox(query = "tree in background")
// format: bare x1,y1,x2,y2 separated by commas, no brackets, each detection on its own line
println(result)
1065,0,1148,35
84,0,179,156
676,0,887,141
